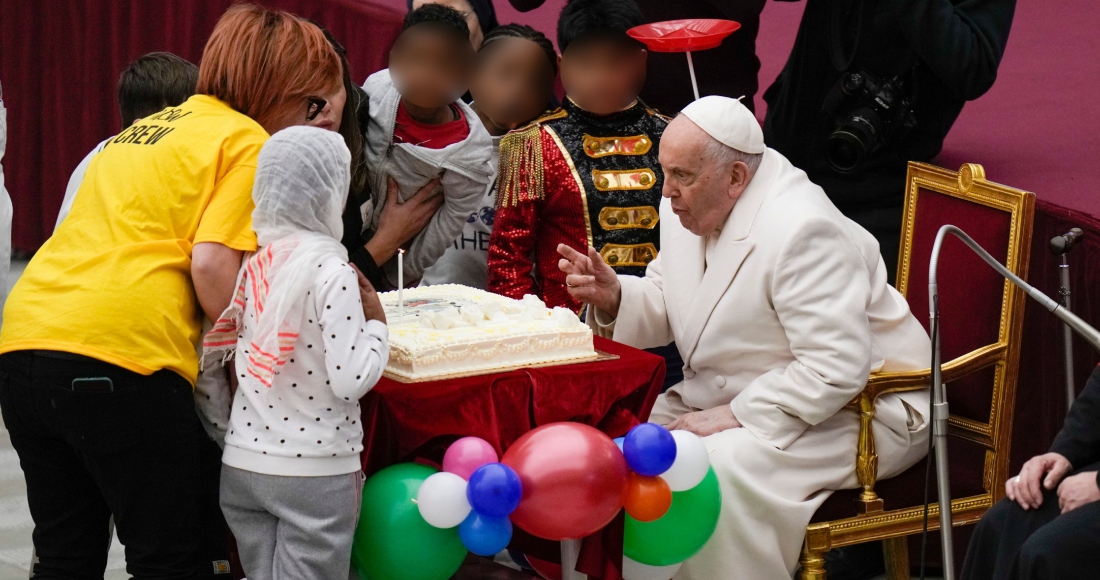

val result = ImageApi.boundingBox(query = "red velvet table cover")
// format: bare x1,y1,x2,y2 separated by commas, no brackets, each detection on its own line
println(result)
360,336,666,580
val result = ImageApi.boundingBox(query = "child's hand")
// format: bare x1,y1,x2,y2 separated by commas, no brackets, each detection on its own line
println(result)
352,264,387,324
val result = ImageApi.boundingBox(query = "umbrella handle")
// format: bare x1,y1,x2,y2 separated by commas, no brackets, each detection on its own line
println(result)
686,51,700,101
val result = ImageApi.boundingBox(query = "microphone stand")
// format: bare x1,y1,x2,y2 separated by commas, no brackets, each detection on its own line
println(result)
928,225,1100,580
1051,228,1085,413
1058,252,1076,411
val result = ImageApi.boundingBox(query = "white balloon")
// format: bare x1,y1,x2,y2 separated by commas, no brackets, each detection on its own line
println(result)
660,430,710,492
622,556,682,580
416,471,472,528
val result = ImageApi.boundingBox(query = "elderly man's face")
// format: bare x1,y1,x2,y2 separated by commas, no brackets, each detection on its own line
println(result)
659,117,750,236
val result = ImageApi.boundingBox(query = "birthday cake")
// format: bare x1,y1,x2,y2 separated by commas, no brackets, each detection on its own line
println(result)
379,285,597,381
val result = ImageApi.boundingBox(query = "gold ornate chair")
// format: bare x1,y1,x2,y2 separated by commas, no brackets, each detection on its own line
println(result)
799,163,1036,579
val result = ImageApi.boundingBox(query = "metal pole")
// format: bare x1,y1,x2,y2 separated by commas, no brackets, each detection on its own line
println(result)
1059,254,1076,412
561,539,587,580
928,290,955,580
685,51,700,101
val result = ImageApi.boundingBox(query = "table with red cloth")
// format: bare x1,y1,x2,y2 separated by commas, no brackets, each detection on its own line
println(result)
359,336,666,580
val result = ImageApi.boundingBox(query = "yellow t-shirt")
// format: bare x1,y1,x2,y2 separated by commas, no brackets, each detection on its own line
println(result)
0,95,267,385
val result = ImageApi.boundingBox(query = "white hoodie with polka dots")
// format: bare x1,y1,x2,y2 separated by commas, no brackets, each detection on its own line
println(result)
221,255,389,477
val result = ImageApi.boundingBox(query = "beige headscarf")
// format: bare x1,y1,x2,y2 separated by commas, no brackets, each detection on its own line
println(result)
203,126,351,387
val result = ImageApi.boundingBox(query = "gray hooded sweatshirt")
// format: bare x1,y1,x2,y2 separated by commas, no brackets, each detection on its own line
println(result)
361,69,497,286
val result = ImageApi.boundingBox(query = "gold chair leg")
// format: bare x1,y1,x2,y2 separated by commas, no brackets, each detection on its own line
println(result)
882,537,911,580
855,394,884,514
799,543,827,580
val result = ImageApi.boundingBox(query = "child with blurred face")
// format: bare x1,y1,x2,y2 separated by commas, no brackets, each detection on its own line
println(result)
361,3,496,287
559,31,647,117
469,25,557,136
487,0,669,313
421,24,557,288
389,10,475,122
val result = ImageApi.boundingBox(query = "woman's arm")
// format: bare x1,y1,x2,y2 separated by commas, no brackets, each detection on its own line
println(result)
192,242,243,321
367,177,443,264
346,177,443,289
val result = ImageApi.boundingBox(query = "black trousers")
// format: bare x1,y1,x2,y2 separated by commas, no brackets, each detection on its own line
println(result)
960,461,1100,580
0,350,230,579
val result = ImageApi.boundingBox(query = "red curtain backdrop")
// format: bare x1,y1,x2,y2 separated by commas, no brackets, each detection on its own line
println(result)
0,0,404,253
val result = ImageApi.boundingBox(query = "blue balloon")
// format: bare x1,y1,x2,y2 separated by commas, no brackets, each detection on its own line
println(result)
623,423,677,476
614,437,625,452
458,512,513,557
466,462,523,518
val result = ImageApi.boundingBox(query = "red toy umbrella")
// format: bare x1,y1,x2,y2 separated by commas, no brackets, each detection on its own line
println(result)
627,19,741,101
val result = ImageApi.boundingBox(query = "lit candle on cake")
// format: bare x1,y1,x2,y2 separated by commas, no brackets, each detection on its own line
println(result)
397,249,405,325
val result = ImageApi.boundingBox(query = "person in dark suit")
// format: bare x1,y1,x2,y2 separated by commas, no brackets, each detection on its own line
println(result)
961,365,1100,580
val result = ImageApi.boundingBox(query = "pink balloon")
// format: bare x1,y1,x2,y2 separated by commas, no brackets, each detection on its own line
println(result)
443,437,499,480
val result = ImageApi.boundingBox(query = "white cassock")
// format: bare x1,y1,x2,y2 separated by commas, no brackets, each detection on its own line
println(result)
590,148,931,579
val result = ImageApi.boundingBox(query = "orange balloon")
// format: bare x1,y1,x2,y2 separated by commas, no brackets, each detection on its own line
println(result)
622,472,673,522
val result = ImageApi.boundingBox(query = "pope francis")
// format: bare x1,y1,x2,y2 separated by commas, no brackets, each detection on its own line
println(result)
558,96,932,579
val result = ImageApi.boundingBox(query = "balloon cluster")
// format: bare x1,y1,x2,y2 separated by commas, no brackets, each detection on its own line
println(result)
349,422,719,580
418,437,523,556
615,424,720,580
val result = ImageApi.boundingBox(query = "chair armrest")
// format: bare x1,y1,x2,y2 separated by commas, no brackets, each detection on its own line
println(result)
856,343,1007,404
842,342,1009,515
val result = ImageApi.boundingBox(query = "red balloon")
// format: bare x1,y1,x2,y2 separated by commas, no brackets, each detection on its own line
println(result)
503,423,629,540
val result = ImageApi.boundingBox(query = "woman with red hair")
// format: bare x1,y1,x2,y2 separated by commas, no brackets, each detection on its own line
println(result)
0,5,341,577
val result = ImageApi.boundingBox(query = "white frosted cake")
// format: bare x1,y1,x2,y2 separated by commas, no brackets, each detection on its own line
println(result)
379,285,597,381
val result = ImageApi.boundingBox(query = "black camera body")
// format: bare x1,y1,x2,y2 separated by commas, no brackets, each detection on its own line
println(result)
822,69,917,174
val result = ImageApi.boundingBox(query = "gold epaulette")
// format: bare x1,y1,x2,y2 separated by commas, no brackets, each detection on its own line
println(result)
497,108,568,208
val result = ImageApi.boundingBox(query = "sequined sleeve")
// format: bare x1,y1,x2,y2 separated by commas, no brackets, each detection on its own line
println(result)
488,199,539,299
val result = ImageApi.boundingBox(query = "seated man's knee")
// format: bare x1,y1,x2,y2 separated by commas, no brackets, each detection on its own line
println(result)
1013,514,1083,578
979,497,1016,530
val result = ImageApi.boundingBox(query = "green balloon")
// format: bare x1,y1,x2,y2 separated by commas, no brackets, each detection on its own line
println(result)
624,465,722,567
351,463,468,580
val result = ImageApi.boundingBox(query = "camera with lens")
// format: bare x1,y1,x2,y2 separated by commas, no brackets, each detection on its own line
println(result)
822,69,916,174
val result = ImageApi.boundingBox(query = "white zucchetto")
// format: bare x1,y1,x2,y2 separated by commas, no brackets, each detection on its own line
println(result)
680,95,766,155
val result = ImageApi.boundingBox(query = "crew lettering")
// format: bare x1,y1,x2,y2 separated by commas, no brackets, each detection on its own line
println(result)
110,124,175,146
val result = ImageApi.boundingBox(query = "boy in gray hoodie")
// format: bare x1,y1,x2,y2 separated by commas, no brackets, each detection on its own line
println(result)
361,4,497,287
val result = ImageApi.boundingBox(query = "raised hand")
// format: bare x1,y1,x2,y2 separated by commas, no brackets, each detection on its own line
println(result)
556,244,622,317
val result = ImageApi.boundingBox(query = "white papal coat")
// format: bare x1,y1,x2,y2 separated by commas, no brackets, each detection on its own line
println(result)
591,149,931,579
